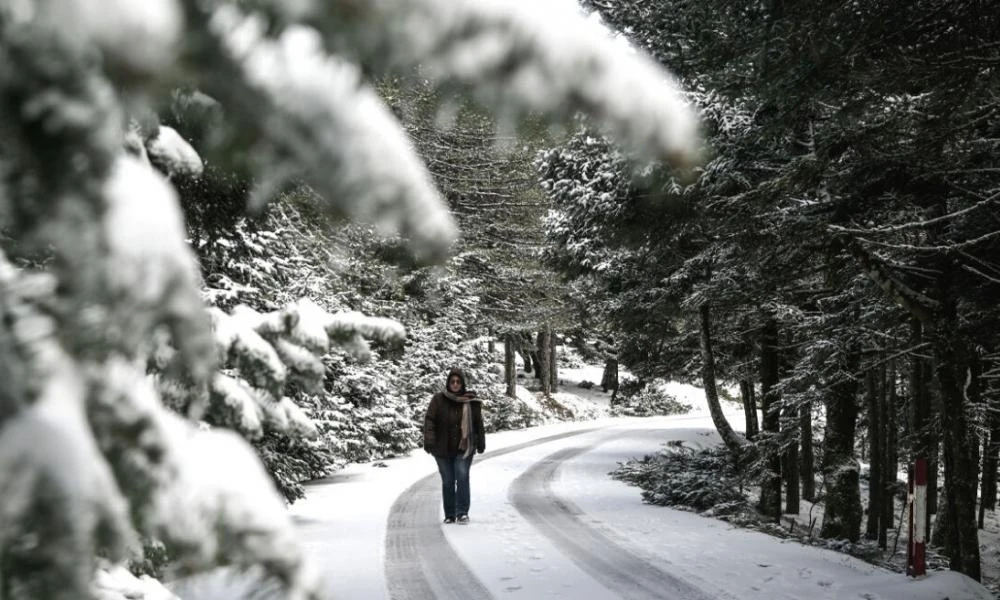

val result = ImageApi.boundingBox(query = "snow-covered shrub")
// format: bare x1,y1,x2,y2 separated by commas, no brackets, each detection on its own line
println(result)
254,432,335,502
610,380,692,417
482,393,544,432
613,445,750,515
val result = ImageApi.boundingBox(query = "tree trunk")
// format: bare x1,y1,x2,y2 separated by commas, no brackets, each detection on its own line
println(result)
549,331,558,393
601,359,619,395
740,379,759,440
504,334,517,398
881,361,897,550
537,327,551,396
926,367,939,522
909,319,937,534
982,373,1000,512
784,401,800,515
530,351,542,380
963,351,985,531
699,304,745,456
932,301,981,580
801,402,816,502
932,483,951,548
865,368,883,541
820,346,862,542
759,317,782,522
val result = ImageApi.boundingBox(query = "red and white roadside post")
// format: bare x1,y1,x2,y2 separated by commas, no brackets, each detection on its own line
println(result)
907,457,927,577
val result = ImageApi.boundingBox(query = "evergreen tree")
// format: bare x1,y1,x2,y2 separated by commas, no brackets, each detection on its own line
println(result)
572,0,1000,576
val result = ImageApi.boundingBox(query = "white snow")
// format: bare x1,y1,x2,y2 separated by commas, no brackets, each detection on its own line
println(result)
104,155,198,306
209,7,457,260
156,416,323,598
210,373,264,437
49,0,183,76
93,563,178,600
157,369,992,600
282,378,993,600
146,126,203,178
346,0,702,165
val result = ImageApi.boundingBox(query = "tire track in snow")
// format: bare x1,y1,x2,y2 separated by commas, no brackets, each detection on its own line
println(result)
384,427,605,600
509,444,718,600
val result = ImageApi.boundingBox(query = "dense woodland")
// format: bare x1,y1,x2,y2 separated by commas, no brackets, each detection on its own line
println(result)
538,0,1000,582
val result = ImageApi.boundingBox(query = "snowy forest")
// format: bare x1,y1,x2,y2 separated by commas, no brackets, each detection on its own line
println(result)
1,0,999,599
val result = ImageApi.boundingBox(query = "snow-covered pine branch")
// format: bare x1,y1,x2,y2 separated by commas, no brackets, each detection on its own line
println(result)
146,125,205,178
207,298,405,438
182,3,458,263
311,0,702,167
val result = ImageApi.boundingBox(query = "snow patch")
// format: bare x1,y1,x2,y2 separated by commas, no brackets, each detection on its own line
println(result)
147,126,203,178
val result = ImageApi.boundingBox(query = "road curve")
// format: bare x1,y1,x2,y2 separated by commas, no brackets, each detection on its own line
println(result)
509,443,718,600
384,427,604,600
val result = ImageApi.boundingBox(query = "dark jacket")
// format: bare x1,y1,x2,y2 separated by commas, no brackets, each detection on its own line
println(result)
423,369,486,457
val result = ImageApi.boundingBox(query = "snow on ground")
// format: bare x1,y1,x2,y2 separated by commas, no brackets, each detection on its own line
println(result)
148,360,994,599
555,425,992,600
289,377,992,600
290,418,632,598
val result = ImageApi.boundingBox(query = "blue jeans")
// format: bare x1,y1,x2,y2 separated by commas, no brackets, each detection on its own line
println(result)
435,454,474,518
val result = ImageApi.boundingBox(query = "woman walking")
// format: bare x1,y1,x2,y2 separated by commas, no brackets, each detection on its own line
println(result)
423,367,485,524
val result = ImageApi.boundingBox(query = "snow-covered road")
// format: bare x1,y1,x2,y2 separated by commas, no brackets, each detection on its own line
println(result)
284,396,991,600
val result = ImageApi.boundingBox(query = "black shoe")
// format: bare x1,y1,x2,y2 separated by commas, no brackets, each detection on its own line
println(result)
457,515,469,524
443,517,456,524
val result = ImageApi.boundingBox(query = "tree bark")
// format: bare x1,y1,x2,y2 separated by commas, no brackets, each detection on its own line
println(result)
530,351,542,380
865,368,883,541
909,319,938,533
504,334,517,398
982,368,1000,512
784,400,800,515
881,361,897,549
801,402,815,502
820,346,862,542
537,327,551,396
699,304,746,456
601,359,619,395
740,379,759,440
759,317,782,522
548,330,558,393
932,302,981,580
977,353,991,528
932,482,952,549
926,364,939,521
